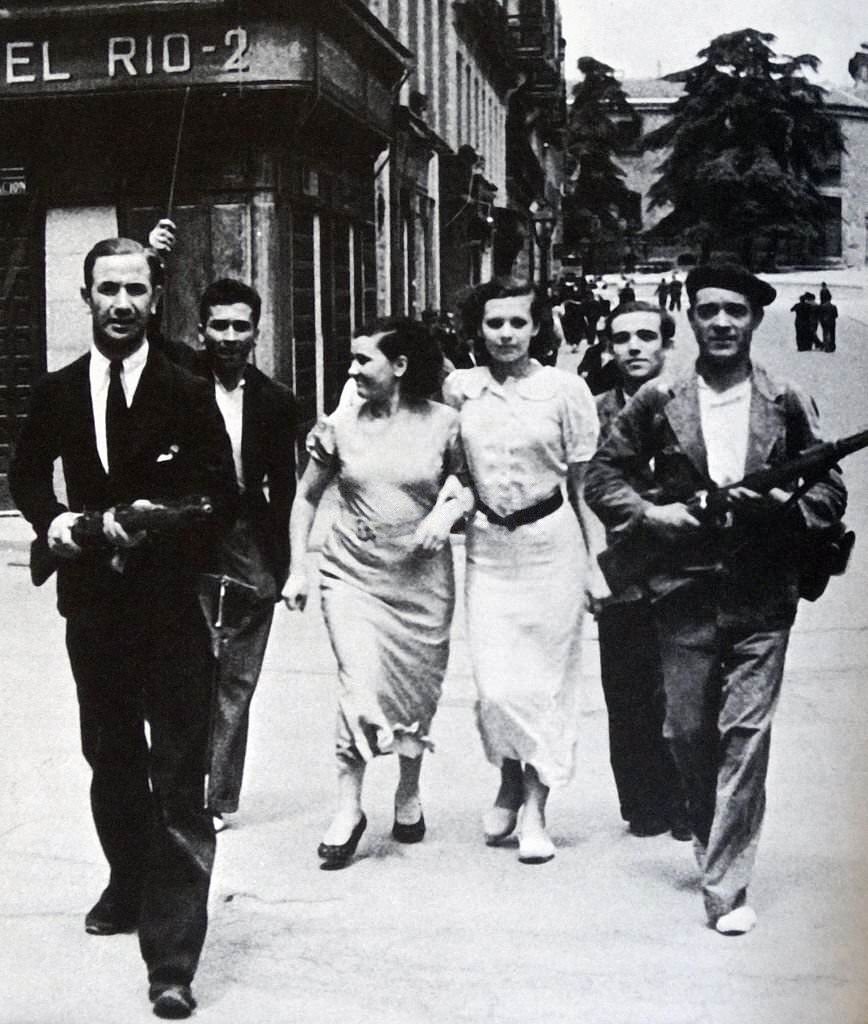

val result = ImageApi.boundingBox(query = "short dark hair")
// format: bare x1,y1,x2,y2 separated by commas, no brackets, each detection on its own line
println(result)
83,238,163,291
198,277,262,327
458,277,546,339
358,316,444,400
604,300,676,345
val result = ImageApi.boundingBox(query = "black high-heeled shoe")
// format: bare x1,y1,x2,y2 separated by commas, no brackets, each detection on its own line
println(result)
392,812,426,844
317,813,367,870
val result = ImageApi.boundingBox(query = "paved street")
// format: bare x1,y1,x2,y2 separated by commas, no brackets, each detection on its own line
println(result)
1,273,868,1023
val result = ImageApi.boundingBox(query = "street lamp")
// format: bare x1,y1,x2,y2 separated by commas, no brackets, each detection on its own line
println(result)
530,198,557,296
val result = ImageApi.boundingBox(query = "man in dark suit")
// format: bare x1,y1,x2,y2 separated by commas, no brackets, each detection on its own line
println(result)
587,301,688,841
9,238,237,1019
192,278,296,829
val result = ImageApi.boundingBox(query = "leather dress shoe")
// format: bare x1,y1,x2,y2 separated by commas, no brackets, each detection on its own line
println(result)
392,813,426,844
669,820,693,842
85,886,139,935
150,983,197,1019
317,813,367,870
628,815,669,838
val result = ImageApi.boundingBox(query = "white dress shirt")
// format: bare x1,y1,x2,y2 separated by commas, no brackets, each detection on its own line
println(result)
213,375,246,492
698,375,752,485
89,342,149,474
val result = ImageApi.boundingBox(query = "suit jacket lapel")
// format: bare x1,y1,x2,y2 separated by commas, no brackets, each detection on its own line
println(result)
70,354,108,482
663,373,710,480
744,367,787,474
124,348,174,464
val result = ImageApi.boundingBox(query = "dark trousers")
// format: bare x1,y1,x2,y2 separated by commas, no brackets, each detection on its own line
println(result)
597,600,683,826
205,515,278,813
66,596,215,987
207,604,274,812
821,323,836,352
653,590,790,919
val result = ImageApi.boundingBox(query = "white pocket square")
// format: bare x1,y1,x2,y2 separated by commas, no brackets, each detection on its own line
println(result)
156,445,180,463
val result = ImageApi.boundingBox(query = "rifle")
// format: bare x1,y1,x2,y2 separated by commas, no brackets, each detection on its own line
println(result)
30,496,214,587
597,428,868,597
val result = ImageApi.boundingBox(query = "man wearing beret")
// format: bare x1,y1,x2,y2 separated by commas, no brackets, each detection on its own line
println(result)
584,263,847,935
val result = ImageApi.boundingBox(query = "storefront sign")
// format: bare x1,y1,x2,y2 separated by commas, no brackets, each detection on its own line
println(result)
0,18,313,95
0,167,26,196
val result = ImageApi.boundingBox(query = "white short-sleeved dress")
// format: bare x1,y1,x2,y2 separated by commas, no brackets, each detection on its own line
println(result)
443,364,599,788
307,399,464,762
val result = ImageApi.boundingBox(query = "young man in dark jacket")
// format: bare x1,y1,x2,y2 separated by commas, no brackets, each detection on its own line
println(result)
585,264,847,936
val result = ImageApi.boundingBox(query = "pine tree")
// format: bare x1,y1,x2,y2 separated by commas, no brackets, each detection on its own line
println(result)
644,29,844,268
563,57,641,272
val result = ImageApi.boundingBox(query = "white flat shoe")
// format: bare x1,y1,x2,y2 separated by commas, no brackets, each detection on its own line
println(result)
517,828,555,864
483,806,519,845
715,905,757,935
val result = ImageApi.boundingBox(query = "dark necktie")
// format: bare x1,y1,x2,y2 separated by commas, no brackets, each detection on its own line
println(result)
106,360,128,474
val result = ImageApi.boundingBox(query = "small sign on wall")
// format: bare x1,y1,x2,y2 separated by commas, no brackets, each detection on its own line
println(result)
0,167,26,196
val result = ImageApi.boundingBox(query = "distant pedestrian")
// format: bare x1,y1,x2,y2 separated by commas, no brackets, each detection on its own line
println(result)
655,278,669,308
668,275,683,311
619,279,636,304
819,281,831,305
582,288,603,345
791,292,820,352
818,295,838,352
558,292,586,352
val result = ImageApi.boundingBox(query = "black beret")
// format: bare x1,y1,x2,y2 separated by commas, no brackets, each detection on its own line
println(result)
685,262,777,308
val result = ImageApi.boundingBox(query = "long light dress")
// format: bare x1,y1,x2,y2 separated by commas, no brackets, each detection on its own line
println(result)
443,364,599,788
308,398,465,762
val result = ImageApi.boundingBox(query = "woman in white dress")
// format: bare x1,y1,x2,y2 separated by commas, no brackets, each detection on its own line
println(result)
283,318,471,869
443,280,598,864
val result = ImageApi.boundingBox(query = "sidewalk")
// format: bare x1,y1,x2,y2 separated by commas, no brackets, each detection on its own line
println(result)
1,527,867,1023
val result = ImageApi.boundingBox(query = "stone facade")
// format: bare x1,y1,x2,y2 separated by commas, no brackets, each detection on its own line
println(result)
617,78,868,269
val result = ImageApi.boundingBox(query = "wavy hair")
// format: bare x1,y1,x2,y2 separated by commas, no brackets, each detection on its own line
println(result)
357,316,444,400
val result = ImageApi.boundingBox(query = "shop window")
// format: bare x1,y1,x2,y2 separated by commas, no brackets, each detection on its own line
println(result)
292,209,317,426
820,195,842,258
322,215,352,411
0,192,42,508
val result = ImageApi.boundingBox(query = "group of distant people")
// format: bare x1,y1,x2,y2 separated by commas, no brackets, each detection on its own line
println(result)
654,274,683,311
791,281,838,352
10,232,849,1019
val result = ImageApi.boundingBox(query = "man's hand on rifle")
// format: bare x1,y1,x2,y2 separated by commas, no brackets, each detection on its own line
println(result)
727,486,791,509
102,499,155,548
47,511,83,559
726,486,796,525
642,502,702,539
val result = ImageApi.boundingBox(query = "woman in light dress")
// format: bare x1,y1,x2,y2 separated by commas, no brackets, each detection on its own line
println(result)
283,317,472,869
443,279,598,864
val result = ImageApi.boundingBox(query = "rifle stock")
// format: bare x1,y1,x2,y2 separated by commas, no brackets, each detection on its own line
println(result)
598,427,867,595
29,497,214,587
